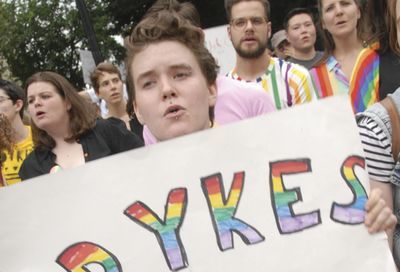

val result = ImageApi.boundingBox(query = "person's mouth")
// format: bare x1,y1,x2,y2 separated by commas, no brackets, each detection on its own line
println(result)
164,105,185,119
36,111,45,119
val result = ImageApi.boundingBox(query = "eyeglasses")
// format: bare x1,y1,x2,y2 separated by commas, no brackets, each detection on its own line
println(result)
230,16,267,30
0,97,10,103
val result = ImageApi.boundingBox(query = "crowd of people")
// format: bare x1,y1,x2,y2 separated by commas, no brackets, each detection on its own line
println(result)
1,0,400,268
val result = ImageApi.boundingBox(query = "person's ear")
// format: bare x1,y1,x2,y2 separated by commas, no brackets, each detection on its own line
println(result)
133,101,145,125
208,82,218,107
227,25,233,41
14,99,24,113
266,21,272,40
65,100,72,111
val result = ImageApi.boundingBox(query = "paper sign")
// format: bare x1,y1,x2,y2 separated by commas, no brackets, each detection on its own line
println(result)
204,24,236,75
0,96,395,271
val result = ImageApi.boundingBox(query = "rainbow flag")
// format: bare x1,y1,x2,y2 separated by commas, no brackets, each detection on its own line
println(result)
349,47,379,113
310,46,379,113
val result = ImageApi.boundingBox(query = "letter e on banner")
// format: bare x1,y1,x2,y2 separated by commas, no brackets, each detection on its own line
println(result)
269,159,321,234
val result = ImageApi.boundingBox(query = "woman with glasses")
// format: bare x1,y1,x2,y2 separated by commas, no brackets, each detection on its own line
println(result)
310,0,379,113
0,80,34,186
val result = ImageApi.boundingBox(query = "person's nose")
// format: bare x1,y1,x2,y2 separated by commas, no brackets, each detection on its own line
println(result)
160,77,177,100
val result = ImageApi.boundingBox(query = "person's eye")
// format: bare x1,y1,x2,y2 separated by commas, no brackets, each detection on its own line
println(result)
234,19,246,28
142,80,156,89
324,5,334,12
28,98,34,104
252,17,264,25
112,78,119,83
41,94,51,99
174,72,189,80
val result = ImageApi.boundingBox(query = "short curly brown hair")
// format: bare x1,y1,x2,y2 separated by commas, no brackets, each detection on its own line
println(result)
0,114,14,155
125,5,219,123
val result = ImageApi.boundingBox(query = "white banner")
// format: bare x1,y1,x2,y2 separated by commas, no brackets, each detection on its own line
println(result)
204,24,236,75
0,96,395,271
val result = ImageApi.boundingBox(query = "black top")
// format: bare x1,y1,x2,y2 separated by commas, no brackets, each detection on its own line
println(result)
19,118,143,180
129,114,144,142
379,50,400,99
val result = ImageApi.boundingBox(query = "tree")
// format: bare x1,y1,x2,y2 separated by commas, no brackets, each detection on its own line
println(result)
102,0,317,36
0,0,124,89
0,0,318,87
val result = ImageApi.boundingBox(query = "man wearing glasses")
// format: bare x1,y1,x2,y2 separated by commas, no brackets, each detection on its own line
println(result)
225,0,316,110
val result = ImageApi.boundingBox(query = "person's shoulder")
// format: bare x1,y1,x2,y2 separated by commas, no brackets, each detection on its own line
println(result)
217,75,264,94
276,57,310,74
216,76,275,113
94,117,125,129
280,59,312,81
19,147,50,180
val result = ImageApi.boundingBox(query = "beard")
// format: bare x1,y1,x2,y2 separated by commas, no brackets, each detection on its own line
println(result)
234,39,268,59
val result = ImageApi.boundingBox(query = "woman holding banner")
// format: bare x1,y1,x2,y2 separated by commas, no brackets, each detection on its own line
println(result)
357,0,400,266
126,0,396,235
19,71,143,180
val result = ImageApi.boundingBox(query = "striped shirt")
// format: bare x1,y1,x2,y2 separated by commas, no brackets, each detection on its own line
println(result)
226,57,316,110
358,116,395,182
310,46,379,113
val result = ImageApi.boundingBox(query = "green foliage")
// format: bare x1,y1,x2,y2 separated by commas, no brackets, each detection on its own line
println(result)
0,0,124,89
0,0,318,88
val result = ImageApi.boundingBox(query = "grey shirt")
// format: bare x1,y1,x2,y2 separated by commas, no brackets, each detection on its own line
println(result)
287,51,324,70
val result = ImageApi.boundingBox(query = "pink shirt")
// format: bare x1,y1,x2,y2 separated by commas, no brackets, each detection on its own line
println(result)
143,75,276,145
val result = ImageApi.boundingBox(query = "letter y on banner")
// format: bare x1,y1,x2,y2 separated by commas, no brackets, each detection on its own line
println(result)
201,172,265,251
124,188,188,271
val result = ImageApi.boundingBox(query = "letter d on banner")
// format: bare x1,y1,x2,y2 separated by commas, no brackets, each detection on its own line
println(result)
56,241,122,272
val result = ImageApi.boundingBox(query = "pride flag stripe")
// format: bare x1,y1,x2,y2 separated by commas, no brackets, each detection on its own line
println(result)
56,241,122,272
124,188,188,271
349,47,379,113
331,156,367,224
201,172,265,251
269,159,321,234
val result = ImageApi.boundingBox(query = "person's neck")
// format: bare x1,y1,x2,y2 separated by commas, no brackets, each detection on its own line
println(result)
107,101,128,119
332,33,363,60
46,119,72,145
291,47,316,61
235,51,270,81
11,117,28,143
